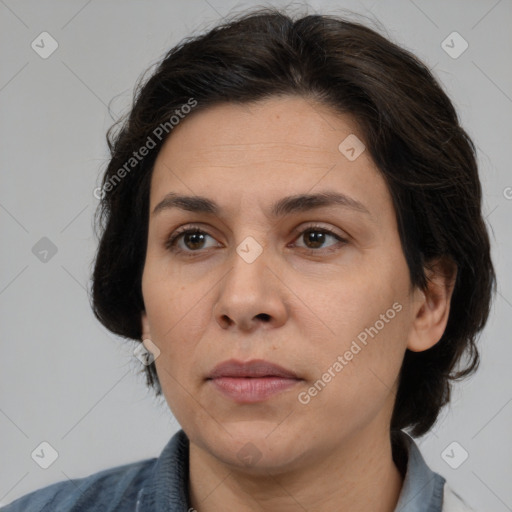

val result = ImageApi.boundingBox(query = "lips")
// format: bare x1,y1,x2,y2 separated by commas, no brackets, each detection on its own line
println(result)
207,359,299,379
207,359,302,403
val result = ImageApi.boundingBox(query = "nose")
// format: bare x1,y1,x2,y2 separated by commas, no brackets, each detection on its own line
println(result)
213,242,288,332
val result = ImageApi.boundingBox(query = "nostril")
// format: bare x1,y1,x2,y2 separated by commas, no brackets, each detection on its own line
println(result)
219,315,233,328
257,313,271,322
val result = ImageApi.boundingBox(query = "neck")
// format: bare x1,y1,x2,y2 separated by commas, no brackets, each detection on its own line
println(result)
188,425,404,512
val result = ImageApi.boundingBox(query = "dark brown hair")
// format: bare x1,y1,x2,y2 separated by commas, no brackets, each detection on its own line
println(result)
91,7,496,437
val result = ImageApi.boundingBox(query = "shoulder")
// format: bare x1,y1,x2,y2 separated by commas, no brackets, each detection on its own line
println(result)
1,457,156,512
443,484,477,512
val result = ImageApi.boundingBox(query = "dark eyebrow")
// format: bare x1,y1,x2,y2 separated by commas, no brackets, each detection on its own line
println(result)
152,191,371,218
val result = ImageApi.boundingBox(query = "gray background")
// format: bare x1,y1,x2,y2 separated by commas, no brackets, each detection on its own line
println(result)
1,0,511,510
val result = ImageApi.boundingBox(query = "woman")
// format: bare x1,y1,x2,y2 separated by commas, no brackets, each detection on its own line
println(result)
3,7,495,512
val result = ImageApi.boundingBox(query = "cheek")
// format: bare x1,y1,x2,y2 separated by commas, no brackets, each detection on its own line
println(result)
306,267,402,339
142,264,208,365
299,300,407,430
303,261,409,385
145,272,209,425
143,253,200,326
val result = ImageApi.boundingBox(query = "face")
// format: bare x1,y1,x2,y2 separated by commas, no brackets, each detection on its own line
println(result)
141,95,422,473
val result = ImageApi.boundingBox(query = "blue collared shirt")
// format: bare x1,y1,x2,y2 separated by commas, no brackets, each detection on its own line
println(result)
1,429,459,511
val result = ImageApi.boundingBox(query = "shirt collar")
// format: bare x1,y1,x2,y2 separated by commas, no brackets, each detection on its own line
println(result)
392,430,446,512
137,429,190,512
138,429,445,512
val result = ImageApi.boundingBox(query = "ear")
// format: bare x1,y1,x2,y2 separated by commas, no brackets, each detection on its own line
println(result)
407,257,458,352
141,311,151,339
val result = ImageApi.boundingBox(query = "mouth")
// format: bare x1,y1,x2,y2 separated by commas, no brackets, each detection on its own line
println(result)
207,359,299,379
206,359,302,403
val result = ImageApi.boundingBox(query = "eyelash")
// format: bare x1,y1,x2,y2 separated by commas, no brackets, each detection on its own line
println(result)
165,224,348,257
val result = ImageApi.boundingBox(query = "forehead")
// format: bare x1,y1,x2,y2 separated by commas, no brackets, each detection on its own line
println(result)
149,96,391,220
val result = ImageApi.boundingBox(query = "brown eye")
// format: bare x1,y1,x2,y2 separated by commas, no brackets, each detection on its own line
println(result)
295,227,345,251
183,231,207,250
166,228,219,253
303,229,328,249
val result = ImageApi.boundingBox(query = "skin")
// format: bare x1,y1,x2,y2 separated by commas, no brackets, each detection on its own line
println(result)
140,95,456,512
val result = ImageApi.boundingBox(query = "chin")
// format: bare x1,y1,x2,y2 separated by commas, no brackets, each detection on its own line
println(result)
201,421,307,473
